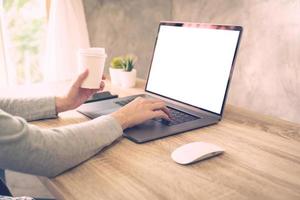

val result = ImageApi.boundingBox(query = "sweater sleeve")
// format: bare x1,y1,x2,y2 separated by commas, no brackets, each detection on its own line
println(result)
0,109,123,178
0,96,57,121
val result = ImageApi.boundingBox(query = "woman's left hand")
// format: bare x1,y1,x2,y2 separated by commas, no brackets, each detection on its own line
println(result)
55,69,105,113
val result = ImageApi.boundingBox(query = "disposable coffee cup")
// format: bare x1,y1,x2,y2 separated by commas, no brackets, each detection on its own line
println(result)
77,48,107,89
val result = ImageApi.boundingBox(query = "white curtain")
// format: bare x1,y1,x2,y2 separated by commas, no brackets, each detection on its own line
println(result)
43,0,90,82
0,3,8,87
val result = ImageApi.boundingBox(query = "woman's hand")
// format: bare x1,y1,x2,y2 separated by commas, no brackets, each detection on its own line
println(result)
55,69,105,113
111,97,171,129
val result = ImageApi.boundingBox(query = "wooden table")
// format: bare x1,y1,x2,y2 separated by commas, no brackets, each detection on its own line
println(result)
32,79,300,200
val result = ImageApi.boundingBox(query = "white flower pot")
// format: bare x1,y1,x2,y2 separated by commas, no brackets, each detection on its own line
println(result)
119,69,137,88
109,68,122,86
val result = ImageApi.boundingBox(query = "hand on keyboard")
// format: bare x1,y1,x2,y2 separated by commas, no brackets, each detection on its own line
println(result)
154,107,199,126
111,97,171,129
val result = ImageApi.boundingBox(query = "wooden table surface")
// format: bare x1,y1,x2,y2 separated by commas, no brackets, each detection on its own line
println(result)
31,79,300,200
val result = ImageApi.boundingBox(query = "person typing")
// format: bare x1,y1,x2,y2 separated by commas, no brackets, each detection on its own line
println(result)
0,70,170,199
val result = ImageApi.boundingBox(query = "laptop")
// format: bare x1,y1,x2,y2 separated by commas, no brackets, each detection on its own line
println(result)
77,21,243,143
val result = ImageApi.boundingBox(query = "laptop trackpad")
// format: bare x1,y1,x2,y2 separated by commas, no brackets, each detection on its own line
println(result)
124,120,169,143
134,119,160,128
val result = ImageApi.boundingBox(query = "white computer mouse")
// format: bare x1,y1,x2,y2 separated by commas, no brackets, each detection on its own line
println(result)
171,142,225,165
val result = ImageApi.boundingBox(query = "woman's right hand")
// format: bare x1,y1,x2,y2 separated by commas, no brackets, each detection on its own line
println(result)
110,97,171,130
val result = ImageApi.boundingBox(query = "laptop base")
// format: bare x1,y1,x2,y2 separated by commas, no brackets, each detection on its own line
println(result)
77,94,220,143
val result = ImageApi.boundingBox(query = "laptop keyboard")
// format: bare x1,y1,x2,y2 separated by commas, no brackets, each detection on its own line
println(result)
115,98,200,126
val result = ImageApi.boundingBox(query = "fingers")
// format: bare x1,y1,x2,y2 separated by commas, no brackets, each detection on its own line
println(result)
160,107,171,119
74,69,89,88
98,81,105,91
86,82,105,98
150,102,169,116
148,100,170,117
131,97,171,120
148,101,166,110
151,110,170,121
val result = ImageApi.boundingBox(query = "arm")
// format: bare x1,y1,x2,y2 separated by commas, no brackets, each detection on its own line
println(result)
0,96,57,121
0,70,104,121
0,97,169,178
0,70,170,178
0,109,122,178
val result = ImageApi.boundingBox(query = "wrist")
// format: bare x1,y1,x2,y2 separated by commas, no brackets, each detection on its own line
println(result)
110,112,128,130
55,96,70,113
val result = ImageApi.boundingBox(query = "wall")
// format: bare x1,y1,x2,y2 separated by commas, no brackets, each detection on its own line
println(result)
171,0,300,123
83,0,172,78
83,0,300,123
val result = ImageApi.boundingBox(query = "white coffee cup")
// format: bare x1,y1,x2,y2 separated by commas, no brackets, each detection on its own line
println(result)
78,48,107,89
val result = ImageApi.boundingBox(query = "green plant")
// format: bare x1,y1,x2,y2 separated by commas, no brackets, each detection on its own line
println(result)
110,56,123,69
110,54,137,72
122,55,137,72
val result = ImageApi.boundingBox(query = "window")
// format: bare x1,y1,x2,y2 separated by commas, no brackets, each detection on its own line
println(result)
0,0,47,86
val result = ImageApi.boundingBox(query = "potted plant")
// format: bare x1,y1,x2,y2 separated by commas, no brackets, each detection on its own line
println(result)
119,55,137,88
109,56,123,86
109,54,137,88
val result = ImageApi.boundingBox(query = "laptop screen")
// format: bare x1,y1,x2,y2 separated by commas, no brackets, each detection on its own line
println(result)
145,22,242,115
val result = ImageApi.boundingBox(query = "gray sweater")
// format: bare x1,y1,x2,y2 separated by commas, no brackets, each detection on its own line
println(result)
0,96,123,178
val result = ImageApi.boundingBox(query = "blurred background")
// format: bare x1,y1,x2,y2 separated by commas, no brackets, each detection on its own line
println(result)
0,0,299,198
0,0,47,85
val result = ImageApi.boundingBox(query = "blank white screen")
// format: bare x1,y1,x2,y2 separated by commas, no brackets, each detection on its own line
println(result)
146,25,240,114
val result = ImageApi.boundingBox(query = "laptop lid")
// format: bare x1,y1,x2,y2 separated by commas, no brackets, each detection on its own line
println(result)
145,22,243,117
